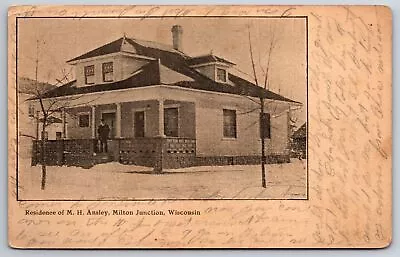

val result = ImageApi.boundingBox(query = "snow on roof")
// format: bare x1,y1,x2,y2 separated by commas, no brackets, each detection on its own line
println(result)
187,54,235,66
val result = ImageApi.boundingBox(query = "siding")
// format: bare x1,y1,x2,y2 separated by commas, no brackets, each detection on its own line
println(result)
66,106,92,139
164,100,196,138
121,100,158,138
195,97,290,157
120,56,149,80
195,65,215,80
75,54,149,87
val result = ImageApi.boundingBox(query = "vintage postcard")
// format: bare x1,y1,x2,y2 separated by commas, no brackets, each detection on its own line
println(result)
8,5,392,248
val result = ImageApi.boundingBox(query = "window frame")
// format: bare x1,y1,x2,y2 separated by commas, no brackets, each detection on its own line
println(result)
259,112,271,139
164,107,179,137
102,61,114,82
56,132,62,140
84,65,95,85
133,110,146,138
28,104,35,117
223,109,237,139
78,113,90,128
216,67,227,82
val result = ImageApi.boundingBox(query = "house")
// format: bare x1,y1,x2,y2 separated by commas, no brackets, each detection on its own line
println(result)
30,25,302,170
291,123,307,159
18,77,61,159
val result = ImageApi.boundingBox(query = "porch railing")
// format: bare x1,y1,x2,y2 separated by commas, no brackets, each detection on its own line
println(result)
162,137,196,169
118,137,196,170
118,137,161,167
31,137,196,170
32,139,97,167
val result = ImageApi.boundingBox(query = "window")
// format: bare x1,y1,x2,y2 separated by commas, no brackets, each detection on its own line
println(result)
223,109,237,138
28,104,35,117
134,111,145,138
260,113,271,139
56,132,62,140
102,62,114,82
78,114,90,128
41,131,48,140
84,65,95,85
216,68,227,82
164,108,179,137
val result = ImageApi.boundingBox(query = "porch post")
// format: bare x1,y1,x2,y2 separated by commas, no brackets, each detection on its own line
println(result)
62,108,66,138
116,103,121,138
91,105,96,139
158,99,165,137
154,98,165,173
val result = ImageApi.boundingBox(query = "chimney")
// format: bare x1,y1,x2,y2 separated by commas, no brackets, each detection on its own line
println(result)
171,25,183,51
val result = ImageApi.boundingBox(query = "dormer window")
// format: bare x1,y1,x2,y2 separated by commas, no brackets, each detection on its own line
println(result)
84,65,95,85
188,55,235,83
102,62,114,82
216,68,227,82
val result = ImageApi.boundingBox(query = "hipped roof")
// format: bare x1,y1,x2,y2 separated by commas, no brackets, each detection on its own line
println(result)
42,36,300,104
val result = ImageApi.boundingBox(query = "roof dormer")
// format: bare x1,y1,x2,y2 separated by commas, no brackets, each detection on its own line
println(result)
187,54,235,83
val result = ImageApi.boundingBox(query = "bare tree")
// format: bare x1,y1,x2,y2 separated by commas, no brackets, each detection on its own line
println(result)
31,39,68,190
246,23,278,188
244,23,303,188
30,39,97,190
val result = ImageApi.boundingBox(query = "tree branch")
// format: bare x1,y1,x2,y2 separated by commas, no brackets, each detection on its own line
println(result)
248,26,259,87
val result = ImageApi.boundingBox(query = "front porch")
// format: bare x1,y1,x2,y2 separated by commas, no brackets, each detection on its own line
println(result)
31,95,198,171
64,97,196,140
32,137,196,171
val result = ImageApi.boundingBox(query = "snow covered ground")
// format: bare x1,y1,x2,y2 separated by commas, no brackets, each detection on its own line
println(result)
17,157,307,200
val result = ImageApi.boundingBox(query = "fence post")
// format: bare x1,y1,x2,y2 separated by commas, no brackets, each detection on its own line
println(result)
153,137,164,173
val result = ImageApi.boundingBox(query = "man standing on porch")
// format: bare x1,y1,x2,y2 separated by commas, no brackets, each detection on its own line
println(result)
98,119,110,153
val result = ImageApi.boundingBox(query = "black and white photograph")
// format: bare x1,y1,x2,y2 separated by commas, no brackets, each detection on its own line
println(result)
8,5,393,249
16,16,307,200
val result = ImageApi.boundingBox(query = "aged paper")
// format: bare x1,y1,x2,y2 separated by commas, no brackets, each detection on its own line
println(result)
8,5,392,248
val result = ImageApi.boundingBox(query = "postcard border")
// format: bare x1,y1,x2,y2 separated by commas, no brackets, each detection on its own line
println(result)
15,15,309,202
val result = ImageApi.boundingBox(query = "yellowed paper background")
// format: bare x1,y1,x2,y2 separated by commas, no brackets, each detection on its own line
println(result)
8,5,392,248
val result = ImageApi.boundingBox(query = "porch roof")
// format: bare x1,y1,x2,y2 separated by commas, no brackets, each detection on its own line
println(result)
39,60,301,104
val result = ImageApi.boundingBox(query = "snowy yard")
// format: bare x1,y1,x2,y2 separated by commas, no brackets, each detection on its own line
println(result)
17,158,307,200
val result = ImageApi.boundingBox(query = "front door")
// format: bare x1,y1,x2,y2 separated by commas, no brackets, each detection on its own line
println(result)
101,112,116,138
134,111,145,137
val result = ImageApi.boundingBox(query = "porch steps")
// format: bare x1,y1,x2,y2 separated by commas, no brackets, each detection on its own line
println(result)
93,152,113,164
